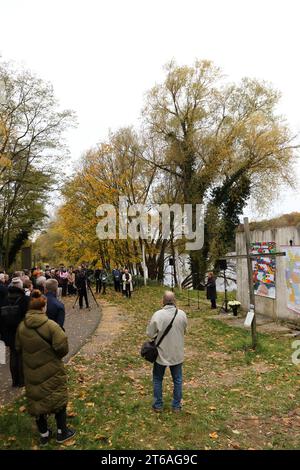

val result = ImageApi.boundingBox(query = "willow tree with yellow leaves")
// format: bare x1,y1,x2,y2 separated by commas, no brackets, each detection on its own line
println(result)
142,59,299,285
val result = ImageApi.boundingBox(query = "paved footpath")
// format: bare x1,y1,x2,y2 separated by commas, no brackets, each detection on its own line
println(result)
0,296,101,406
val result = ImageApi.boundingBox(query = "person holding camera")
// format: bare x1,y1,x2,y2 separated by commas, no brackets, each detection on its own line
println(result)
75,267,89,309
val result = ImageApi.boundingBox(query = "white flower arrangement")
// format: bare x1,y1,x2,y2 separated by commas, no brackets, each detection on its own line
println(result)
228,301,241,307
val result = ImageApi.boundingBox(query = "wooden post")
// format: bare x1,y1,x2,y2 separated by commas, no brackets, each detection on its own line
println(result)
243,217,257,349
142,242,147,286
174,246,182,290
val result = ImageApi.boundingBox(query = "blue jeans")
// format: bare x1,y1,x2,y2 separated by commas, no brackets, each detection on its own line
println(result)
153,362,183,410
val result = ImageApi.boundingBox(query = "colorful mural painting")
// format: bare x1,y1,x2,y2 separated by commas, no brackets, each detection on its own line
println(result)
283,246,300,315
251,241,276,299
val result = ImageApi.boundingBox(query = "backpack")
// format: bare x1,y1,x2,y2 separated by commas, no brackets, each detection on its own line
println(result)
0,304,21,329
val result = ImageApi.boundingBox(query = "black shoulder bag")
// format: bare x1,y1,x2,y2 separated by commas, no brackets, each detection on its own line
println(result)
141,308,178,363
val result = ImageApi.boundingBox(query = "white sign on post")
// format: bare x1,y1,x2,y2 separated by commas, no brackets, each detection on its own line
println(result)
0,340,6,365
244,310,255,327
244,310,254,326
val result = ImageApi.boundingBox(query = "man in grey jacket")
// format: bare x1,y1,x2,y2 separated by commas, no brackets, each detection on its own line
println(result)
146,291,187,412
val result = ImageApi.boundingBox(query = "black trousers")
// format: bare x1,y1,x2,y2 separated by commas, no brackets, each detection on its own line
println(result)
61,283,68,297
211,299,217,309
9,347,24,387
125,284,131,298
79,288,89,308
114,280,121,292
36,407,67,433
68,284,76,295
95,279,101,293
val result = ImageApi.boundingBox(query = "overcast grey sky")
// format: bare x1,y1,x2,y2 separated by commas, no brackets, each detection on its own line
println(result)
0,0,299,220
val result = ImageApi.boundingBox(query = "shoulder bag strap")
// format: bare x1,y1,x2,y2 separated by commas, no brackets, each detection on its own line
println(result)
35,326,52,346
24,319,52,346
156,308,178,347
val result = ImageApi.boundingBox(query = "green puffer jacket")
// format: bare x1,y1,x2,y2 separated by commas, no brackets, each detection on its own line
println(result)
15,310,69,416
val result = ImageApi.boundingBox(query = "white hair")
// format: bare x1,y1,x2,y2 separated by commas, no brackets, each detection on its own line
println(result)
36,276,47,287
11,277,23,289
163,290,176,305
45,278,58,293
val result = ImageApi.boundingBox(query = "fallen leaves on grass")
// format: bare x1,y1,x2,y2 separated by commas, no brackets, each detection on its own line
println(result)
62,439,76,447
209,432,219,439
288,408,300,416
95,434,109,442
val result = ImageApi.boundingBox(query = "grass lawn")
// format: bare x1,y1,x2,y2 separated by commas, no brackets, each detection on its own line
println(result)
0,285,300,450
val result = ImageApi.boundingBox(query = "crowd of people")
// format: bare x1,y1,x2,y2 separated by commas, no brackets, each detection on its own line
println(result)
0,263,136,445
0,269,74,444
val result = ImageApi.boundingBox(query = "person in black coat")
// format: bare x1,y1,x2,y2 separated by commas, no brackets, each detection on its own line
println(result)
0,273,8,310
94,268,101,294
206,272,217,309
75,268,89,309
45,278,65,329
100,269,107,294
112,267,121,292
0,273,8,342
1,279,29,386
